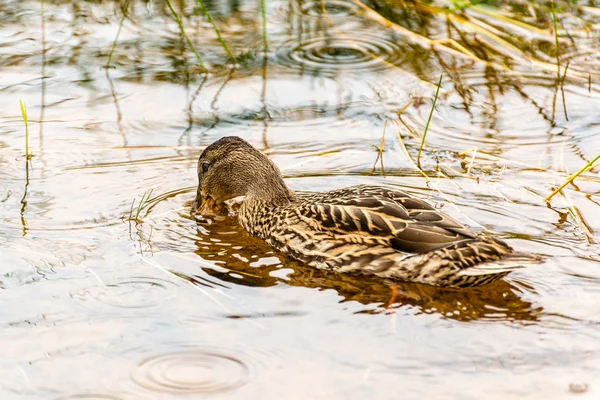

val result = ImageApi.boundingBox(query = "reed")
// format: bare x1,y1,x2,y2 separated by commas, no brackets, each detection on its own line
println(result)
106,0,131,67
545,154,600,201
551,3,560,77
417,75,442,166
560,61,570,120
164,0,206,71
128,189,154,222
194,0,234,62
357,0,592,81
372,120,387,174
19,100,31,160
262,0,267,48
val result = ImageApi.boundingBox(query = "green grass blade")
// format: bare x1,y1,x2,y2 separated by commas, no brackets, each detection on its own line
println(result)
164,0,207,71
551,3,560,76
262,0,267,50
417,75,443,166
135,190,149,220
129,198,136,220
133,189,154,221
546,153,600,201
106,0,131,67
134,192,146,220
19,100,30,159
194,0,234,62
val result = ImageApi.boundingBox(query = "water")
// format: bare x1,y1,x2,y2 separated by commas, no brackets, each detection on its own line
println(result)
1,0,599,398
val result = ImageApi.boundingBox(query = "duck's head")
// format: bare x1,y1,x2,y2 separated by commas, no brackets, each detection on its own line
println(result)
193,136,294,215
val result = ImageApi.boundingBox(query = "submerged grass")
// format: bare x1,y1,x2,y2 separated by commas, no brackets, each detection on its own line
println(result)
19,100,31,160
417,75,442,167
546,154,600,202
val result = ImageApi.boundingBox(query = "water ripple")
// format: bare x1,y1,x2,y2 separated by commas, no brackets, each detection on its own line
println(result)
299,0,357,18
75,277,178,309
132,348,250,394
277,32,405,75
56,395,125,400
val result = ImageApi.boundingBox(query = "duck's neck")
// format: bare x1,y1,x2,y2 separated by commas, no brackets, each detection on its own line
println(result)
239,177,294,237
247,173,295,206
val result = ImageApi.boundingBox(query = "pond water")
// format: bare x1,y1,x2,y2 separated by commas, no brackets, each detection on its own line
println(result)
1,0,600,398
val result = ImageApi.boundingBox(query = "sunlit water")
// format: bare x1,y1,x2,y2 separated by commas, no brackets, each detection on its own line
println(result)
1,0,599,399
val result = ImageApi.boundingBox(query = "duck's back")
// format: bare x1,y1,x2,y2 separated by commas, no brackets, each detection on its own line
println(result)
240,185,532,287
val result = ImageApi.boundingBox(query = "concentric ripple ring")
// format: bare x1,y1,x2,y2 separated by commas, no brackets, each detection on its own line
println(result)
77,277,177,309
299,0,357,17
278,32,404,75
132,349,250,394
56,395,124,400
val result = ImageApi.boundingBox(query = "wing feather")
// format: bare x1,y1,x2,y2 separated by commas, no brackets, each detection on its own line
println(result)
296,185,477,254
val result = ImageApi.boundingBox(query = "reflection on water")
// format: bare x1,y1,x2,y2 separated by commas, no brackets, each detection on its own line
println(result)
190,213,540,322
1,0,600,398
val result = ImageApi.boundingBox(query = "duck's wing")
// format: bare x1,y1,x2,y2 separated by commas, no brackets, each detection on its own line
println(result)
294,185,477,254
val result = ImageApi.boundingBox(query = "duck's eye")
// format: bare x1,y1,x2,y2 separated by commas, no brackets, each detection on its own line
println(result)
201,162,210,173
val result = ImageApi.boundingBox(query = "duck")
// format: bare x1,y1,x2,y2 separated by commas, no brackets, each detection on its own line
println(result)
193,136,538,288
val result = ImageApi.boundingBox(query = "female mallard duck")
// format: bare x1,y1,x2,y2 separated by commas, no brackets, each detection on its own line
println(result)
193,136,537,288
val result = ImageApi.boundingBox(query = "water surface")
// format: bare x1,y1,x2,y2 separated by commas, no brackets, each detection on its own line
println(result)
1,0,600,399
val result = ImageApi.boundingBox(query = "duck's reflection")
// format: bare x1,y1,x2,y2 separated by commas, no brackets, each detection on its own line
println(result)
190,215,540,322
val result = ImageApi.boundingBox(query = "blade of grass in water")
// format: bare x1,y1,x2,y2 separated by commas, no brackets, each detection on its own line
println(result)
551,3,560,77
372,120,387,175
260,0,268,146
262,0,267,49
135,189,153,221
194,0,234,63
106,0,131,67
128,198,135,221
545,154,600,201
560,61,570,121
359,0,589,81
19,100,30,160
164,0,206,71
417,75,442,167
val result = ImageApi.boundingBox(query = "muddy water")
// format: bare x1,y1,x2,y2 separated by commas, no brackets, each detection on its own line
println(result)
1,0,600,399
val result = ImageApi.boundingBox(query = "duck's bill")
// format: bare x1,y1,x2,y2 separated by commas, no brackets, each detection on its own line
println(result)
194,196,218,216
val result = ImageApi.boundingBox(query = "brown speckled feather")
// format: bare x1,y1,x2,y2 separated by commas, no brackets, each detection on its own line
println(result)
196,137,537,288
238,184,536,288
298,185,477,253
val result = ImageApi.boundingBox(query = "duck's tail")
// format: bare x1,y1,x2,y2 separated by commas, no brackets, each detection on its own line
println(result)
457,252,542,277
393,237,542,288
